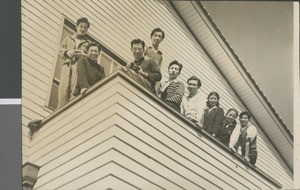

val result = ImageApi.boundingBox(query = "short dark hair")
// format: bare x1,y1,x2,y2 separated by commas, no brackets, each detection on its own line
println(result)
187,76,201,88
168,60,183,73
151,28,165,40
77,17,90,28
226,108,239,117
206,91,220,108
239,111,251,120
131,39,145,50
86,42,101,51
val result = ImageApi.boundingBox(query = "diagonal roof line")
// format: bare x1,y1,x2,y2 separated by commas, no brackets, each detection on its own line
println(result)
196,1,293,140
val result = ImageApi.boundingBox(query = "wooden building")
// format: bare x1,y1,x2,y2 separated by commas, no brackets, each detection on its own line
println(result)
22,0,294,189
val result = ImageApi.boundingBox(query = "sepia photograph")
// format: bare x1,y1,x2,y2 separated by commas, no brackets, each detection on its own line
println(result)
21,0,298,189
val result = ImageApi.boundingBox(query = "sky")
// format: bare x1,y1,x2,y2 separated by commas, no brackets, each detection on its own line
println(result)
201,1,294,133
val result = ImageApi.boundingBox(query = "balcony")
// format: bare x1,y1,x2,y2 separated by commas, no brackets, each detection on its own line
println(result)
25,70,281,190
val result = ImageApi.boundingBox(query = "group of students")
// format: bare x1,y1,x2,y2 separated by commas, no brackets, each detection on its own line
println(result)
57,17,258,166
154,59,258,166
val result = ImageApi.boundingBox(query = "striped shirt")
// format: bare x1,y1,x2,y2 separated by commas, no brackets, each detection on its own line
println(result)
160,79,185,109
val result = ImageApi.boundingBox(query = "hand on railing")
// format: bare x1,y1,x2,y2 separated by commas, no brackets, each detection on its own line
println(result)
138,68,149,78
80,88,88,94
244,156,250,163
195,121,202,129
229,147,236,154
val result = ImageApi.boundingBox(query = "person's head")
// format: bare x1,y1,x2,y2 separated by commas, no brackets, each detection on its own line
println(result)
187,76,201,95
131,39,145,60
76,17,90,36
206,91,220,108
86,42,101,61
239,111,251,127
168,60,183,80
150,28,165,47
225,108,238,123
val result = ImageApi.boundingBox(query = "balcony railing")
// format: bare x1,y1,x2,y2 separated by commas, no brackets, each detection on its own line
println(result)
26,68,282,189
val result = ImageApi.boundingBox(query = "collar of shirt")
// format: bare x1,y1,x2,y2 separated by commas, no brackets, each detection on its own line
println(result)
75,34,87,40
70,34,88,49
187,91,199,100
223,119,237,127
134,57,145,65
87,57,97,64
240,122,252,132
148,46,163,56
208,106,217,112
161,79,178,93
147,45,159,51
162,79,179,86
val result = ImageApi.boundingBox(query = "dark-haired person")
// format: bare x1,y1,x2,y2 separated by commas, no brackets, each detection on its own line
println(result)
144,28,165,67
180,76,205,126
125,38,162,92
73,42,105,96
219,108,239,150
234,111,258,166
159,60,185,112
202,92,225,137
57,17,91,108
144,28,165,96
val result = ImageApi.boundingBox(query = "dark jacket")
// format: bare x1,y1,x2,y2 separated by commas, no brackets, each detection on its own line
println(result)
74,57,105,95
219,120,237,146
128,57,162,93
203,107,225,136
134,57,162,83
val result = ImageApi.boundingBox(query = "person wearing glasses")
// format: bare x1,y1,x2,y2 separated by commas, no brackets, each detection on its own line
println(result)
57,17,91,109
180,76,205,127
125,38,162,93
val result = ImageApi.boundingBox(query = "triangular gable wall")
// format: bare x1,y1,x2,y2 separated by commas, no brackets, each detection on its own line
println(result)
22,0,293,188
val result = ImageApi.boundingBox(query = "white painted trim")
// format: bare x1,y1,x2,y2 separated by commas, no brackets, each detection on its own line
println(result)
44,15,69,109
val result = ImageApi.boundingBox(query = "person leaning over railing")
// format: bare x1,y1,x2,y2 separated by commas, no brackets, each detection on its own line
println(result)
202,92,225,137
57,17,91,109
219,108,239,152
180,76,206,127
158,60,185,112
234,111,258,166
73,42,105,96
122,38,162,93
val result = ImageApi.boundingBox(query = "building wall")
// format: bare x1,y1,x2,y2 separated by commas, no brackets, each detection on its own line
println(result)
21,0,293,188
28,75,280,189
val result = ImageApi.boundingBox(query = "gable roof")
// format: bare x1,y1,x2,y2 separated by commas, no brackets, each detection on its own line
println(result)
170,1,293,170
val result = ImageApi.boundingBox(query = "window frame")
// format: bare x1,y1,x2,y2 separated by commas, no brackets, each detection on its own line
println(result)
100,51,121,75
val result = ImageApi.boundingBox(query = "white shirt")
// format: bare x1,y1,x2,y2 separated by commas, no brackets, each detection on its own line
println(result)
229,122,240,149
180,92,206,124
230,122,257,150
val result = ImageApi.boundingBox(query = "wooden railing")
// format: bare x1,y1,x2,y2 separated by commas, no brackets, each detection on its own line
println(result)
27,69,282,189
